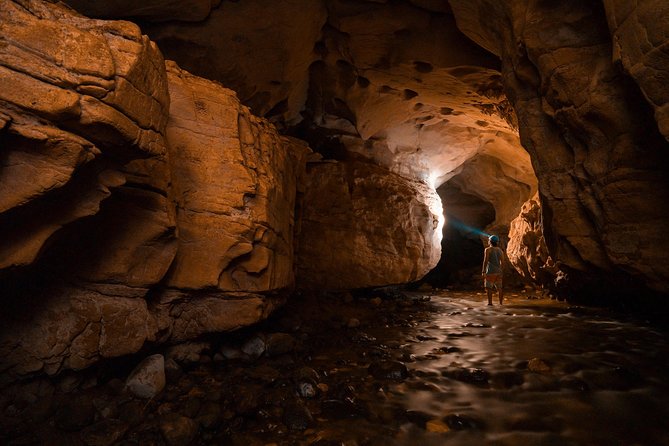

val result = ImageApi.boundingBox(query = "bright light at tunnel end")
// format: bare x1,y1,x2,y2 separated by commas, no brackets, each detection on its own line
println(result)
424,173,445,245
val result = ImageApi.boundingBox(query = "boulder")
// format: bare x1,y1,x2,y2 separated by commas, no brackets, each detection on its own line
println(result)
296,160,442,290
164,61,309,292
125,354,166,399
507,193,554,286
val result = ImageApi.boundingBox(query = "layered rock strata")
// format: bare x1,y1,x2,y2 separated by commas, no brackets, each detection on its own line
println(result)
0,0,308,382
450,0,669,297
296,159,443,290
507,194,553,286
143,0,537,230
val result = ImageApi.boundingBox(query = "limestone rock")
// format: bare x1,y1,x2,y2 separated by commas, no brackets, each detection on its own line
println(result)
145,0,537,266
604,1,669,141
450,0,669,297
296,160,442,290
151,290,284,342
125,354,166,399
0,287,154,383
164,61,309,292
507,193,553,285
146,0,328,120
0,0,170,270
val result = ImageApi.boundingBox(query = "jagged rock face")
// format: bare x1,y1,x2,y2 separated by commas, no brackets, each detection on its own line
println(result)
297,160,443,290
0,0,170,272
0,0,306,381
507,194,552,286
450,0,669,297
142,0,537,229
164,62,308,292
604,1,669,141
145,0,328,123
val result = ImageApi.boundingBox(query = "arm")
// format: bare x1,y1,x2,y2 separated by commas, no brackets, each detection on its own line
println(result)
482,248,489,275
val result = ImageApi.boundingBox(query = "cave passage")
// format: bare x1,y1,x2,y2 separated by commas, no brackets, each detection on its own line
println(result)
2,0,669,444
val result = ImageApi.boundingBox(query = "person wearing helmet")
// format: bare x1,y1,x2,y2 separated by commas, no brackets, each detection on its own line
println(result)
482,234,504,305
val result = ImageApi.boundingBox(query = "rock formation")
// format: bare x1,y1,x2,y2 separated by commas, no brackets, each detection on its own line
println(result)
142,0,537,228
0,0,307,382
297,159,443,290
3,0,669,382
450,0,669,298
507,194,552,286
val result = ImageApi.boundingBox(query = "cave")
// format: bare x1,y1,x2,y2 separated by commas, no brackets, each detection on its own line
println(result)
1,0,669,444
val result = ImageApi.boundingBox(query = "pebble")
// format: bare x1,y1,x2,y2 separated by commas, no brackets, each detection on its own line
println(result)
297,381,318,398
159,414,199,446
125,354,166,399
241,335,267,358
528,358,551,374
368,361,408,380
347,318,361,328
426,419,451,433
265,332,297,357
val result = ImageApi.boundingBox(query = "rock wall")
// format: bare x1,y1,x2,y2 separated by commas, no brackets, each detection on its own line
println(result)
164,62,308,293
449,0,669,298
296,159,443,290
506,194,552,286
0,0,307,382
604,0,669,141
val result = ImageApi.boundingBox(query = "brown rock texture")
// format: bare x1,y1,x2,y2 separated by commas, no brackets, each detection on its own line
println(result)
296,160,443,290
604,1,669,141
450,0,669,297
0,0,308,381
0,0,170,270
507,194,551,285
140,0,538,271
165,62,309,292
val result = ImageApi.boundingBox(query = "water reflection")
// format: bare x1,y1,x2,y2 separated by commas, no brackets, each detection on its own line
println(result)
370,291,669,445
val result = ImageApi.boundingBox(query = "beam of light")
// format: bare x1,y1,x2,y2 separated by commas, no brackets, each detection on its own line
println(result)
446,216,491,238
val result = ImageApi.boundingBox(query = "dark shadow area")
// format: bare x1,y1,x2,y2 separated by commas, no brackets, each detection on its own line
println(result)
423,183,495,288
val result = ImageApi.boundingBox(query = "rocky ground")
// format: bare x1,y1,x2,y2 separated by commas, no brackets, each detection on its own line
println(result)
2,287,669,445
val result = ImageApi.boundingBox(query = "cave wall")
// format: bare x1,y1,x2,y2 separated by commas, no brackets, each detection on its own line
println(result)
0,0,307,381
449,0,669,297
0,0,444,381
296,159,442,290
140,0,537,232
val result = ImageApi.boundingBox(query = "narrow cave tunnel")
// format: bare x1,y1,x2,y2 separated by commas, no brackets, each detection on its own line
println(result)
423,183,496,289
2,0,669,445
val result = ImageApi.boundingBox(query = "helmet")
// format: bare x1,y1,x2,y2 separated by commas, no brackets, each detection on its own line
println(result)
488,235,499,244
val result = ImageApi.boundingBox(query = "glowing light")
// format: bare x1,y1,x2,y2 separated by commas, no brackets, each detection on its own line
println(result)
427,171,441,188
447,217,491,238
425,184,445,245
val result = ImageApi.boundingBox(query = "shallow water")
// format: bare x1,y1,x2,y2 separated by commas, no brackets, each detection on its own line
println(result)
3,290,669,445
370,293,669,445
350,291,669,445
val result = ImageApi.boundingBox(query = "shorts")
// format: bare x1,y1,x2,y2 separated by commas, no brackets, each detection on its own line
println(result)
484,274,502,290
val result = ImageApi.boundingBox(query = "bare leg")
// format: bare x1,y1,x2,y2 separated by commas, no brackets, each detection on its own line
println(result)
486,288,493,305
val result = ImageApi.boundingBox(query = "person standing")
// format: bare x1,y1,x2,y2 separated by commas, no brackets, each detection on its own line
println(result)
482,235,504,305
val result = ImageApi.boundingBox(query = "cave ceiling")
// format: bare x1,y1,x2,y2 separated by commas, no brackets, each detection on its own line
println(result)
61,0,538,230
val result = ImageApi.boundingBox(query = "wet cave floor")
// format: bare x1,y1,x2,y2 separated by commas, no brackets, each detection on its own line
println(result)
3,289,669,446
